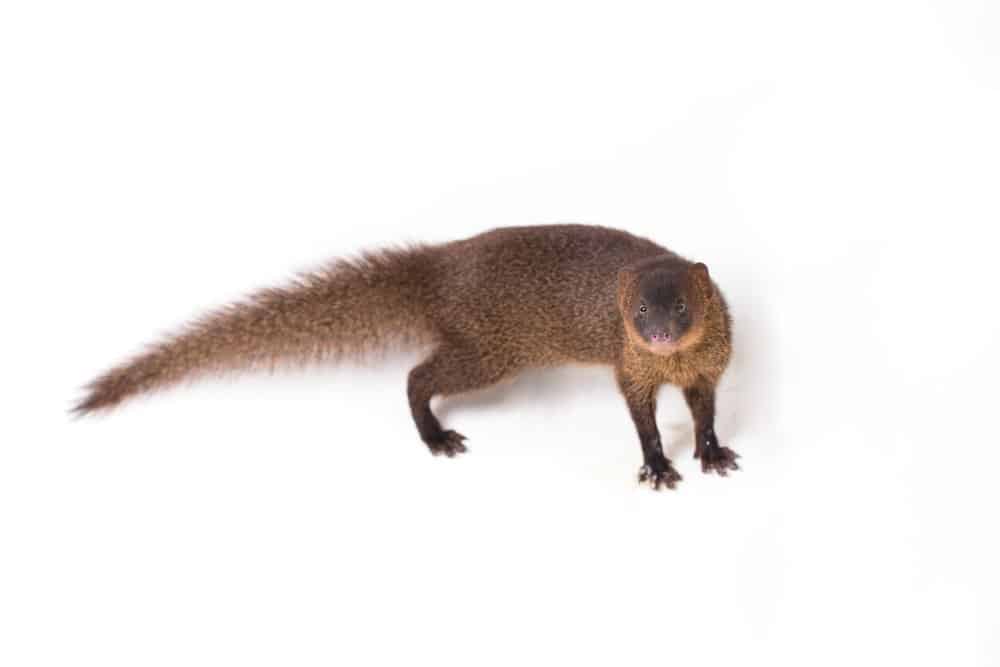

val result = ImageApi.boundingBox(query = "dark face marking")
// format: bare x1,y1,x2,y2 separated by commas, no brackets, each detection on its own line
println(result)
631,270,693,351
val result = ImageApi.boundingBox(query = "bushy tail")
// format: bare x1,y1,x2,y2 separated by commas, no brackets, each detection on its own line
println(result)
73,245,439,415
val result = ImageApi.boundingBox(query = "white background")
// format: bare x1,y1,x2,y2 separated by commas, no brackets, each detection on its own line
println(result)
2,0,999,665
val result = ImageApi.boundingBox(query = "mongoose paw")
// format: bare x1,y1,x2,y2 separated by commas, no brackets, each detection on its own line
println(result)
638,460,683,491
426,430,468,458
696,444,740,476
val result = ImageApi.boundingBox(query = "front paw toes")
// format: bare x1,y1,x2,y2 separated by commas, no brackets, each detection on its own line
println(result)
427,430,468,458
699,445,740,476
638,462,683,491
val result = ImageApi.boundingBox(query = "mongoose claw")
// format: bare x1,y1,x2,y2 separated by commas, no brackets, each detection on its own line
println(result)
426,430,468,458
698,445,740,476
637,461,683,491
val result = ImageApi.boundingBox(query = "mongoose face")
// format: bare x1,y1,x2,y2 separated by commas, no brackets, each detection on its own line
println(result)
622,261,712,356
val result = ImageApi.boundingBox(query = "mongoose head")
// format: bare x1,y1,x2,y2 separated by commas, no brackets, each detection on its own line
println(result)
618,258,714,356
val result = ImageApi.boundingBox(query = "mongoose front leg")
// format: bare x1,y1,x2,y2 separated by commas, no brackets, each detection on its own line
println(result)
407,343,515,457
617,372,682,490
683,379,739,475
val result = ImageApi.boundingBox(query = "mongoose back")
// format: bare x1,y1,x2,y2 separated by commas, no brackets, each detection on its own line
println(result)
75,224,739,489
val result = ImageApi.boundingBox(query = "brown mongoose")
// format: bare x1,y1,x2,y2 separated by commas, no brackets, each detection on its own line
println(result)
74,224,739,489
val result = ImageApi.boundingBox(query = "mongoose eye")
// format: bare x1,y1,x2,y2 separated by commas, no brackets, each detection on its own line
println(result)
639,305,647,313
675,301,686,313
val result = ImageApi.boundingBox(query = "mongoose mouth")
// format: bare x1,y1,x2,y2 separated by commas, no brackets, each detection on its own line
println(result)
644,339,681,355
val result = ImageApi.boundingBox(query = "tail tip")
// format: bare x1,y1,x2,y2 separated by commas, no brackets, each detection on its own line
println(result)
70,384,127,418
70,395,109,418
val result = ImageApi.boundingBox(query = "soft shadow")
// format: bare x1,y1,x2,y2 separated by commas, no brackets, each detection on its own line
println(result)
436,365,615,422
714,266,780,448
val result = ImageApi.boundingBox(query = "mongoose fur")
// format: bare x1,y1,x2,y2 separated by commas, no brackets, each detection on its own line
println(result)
75,224,739,489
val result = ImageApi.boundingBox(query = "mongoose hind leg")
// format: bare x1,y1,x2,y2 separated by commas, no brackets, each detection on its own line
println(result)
407,342,519,457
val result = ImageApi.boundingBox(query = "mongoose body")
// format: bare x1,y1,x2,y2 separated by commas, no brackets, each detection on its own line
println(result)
76,224,739,489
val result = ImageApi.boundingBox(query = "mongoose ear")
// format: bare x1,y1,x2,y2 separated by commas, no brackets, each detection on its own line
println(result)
617,266,639,310
688,262,712,299
618,265,643,290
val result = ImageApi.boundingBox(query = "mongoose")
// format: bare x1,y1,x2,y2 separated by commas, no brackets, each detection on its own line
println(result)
75,224,739,490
